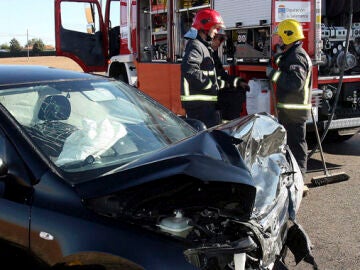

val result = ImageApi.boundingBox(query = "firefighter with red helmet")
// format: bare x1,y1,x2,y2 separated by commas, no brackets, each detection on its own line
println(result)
266,19,313,177
180,8,225,128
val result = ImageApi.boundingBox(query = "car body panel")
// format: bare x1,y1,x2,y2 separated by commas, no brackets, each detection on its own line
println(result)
0,65,95,85
0,65,315,269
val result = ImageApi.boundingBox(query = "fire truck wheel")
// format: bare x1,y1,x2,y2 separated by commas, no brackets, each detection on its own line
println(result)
114,73,126,82
324,131,355,143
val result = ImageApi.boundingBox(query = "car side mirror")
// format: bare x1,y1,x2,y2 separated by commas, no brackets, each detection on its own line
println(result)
0,158,8,197
0,158,8,177
182,118,207,131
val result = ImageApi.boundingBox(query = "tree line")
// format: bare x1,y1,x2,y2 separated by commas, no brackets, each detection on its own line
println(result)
0,38,48,53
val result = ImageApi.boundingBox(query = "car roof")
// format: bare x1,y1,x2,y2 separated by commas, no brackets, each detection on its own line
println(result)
0,65,98,86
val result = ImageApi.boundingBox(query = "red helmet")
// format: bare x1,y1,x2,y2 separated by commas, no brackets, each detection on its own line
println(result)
192,8,224,31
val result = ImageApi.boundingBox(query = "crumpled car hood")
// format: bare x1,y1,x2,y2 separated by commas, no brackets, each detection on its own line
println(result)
216,113,302,219
75,113,301,219
75,113,309,269
75,118,257,216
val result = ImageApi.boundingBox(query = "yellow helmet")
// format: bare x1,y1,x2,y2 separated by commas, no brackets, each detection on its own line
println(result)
273,19,305,45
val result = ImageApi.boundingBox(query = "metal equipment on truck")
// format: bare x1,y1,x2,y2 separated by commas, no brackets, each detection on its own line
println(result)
55,0,360,140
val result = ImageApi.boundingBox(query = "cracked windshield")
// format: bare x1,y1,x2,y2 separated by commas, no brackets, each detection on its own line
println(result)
0,78,196,173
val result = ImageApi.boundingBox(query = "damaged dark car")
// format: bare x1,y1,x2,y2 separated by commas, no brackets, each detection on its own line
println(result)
0,65,316,269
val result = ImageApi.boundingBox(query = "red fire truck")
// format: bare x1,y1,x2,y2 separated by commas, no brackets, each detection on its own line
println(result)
55,0,360,141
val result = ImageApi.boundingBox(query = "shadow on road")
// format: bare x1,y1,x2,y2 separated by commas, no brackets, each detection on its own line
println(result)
322,140,360,156
308,133,360,156
307,157,341,173
307,133,359,173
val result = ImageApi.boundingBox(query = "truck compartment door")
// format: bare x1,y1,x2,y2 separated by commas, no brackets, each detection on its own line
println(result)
55,0,108,72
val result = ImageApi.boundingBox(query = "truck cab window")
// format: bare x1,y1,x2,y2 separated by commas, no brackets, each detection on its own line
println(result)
109,0,121,57
60,2,101,34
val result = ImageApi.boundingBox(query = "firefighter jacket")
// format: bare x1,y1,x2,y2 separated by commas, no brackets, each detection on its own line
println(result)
269,41,312,123
181,35,219,110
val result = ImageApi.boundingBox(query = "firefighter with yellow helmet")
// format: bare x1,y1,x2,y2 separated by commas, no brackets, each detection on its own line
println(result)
266,18,313,177
180,8,225,128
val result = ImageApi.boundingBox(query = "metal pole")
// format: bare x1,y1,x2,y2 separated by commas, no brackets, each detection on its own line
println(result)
27,29,29,60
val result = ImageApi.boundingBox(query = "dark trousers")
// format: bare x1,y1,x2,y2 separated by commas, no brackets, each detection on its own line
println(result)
281,121,308,175
217,88,244,120
185,103,220,128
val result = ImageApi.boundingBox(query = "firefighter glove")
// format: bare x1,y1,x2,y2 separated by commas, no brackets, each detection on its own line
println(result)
238,81,250,92
234,77,250,91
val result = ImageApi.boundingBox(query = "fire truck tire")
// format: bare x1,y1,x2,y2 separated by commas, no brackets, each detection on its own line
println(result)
114,73,126,82
307,130,356,147
109,64,128,84
323,131,355,143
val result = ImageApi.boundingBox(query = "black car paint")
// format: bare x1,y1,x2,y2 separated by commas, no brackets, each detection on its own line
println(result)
0,67,249,269
0,65,315,269
0,118,253,269
0,65,96,85
0,121,184,269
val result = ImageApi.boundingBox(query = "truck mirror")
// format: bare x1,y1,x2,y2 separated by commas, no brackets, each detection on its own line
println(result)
85,4,94,24
86,23,95,34
84,4,96,34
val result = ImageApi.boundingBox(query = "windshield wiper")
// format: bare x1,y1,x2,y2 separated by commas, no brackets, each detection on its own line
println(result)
59,155,96,169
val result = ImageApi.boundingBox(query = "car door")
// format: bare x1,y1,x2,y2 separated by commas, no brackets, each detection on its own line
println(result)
0,128,33,250
54,0,108,72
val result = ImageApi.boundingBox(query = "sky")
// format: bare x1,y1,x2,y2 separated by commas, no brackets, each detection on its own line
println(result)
0,0,104,47
0,0,56,46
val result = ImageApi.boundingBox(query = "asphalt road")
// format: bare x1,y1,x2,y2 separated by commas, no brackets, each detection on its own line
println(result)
285,132,360,270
